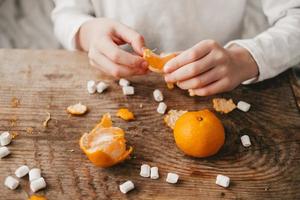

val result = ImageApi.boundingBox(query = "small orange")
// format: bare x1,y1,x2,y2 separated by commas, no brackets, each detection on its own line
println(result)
79,113,133,167
116,108,135,121
173,109,225,158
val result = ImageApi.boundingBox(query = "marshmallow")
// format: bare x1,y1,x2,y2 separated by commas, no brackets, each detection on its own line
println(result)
119,180,135,194
0,146,10,158
237,101,251,112
241,135,251,147
216,174,230,188
119,78,130,87
30,177,46,192
122,86,135,95
29,168,41,182
166,173,179,184
15,165,30,178
0,131,12,146
96,82,109,93
4,176,19,190
87,80,96,94
140,164,151,178
150,167,159,179
157,102,167,114
153,89,163,102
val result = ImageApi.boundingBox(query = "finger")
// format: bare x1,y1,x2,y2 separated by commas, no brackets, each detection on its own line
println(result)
116,24,145,55
191,78,231,96
164,51,215,83
164,40,217,73
97,37,146,68
90,50,138,78
176,67,223,90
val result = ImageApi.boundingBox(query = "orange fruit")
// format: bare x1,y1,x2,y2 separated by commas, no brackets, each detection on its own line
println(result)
143,48,176,73
116,108,135,121
79,113,133,167
173,109,225,158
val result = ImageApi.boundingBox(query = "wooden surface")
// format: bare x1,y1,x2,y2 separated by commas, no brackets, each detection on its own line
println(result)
0,49,299,200
290,68,300,110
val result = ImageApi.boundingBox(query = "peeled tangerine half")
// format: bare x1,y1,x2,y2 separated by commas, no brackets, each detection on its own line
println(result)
79,113,133,167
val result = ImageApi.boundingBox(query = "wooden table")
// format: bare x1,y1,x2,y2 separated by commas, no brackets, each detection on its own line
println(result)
0,49,299,200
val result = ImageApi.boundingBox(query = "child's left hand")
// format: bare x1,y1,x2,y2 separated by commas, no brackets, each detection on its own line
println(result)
163,40,259,96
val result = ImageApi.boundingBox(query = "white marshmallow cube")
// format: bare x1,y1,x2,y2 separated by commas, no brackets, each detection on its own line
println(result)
15,165,30,178
119,180,135,194
216,174,230,188
237,101,251,112
122,86,135,95
140,164,150,178
96,82,109,93
29,168,41,182
0,131,12,146
157,102,167,114
166,173,179,184
153,89,164,102
241,135,251,147
4,176,19,190
87,80,96,94
0,146,10,158
150,167,159,179
119,78,130,87
30,177,46,192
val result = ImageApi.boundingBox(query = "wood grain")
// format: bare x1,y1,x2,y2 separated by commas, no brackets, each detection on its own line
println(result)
0,49,299,200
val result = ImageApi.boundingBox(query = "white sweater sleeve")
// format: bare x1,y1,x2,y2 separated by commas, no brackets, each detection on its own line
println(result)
51,0,95,50
225,0,300,84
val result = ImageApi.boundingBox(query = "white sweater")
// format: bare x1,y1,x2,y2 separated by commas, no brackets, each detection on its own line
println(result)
51,0,300,84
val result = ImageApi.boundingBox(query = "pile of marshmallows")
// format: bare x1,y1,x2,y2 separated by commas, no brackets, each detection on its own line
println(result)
0,132,47,192
86,78,167,115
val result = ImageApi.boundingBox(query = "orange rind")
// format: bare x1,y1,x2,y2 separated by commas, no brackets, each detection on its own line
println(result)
116,108,135,121
164,109,187,129
212,98,236,114
67,103,88,115
143,48,176,89
79,113,133,167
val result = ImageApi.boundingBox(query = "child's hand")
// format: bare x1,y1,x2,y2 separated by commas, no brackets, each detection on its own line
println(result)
77,18,148,78
163,40,259,96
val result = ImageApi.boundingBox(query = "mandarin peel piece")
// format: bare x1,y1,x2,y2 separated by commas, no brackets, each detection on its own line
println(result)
116,108,135,121
80,113,133,167
143,48,177,89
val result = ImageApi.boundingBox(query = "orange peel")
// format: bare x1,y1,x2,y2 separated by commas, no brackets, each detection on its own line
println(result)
143,48,176,89
116,108,135,121
164,109,187,129
79,113,133,167
212,98,236,114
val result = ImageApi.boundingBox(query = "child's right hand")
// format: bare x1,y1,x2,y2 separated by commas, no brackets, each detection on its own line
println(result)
77,18,149,78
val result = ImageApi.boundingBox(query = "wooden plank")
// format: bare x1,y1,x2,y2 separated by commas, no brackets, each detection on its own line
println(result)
0,49,299,200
